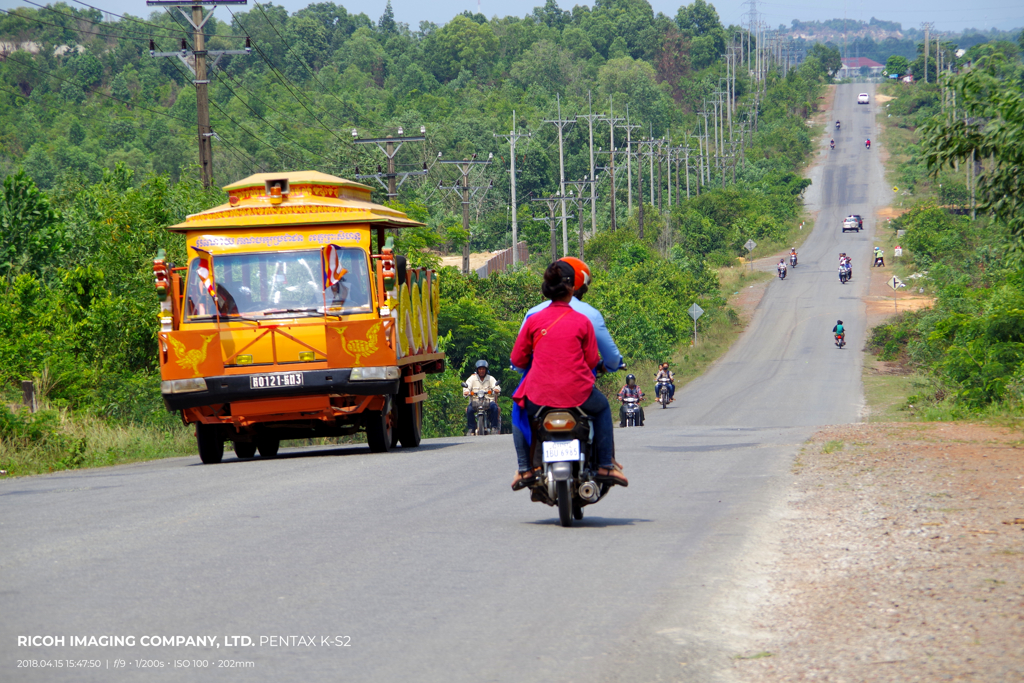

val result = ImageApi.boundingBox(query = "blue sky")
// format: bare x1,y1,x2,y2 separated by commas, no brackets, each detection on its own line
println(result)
2,0,1022,34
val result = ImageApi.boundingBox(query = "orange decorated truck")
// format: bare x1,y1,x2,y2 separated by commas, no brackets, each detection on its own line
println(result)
152,171,444,463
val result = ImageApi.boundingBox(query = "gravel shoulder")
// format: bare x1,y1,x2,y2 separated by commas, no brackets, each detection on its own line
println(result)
734,422,1024,682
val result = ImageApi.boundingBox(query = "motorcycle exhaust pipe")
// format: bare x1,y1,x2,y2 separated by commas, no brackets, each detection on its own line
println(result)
578,480,601,504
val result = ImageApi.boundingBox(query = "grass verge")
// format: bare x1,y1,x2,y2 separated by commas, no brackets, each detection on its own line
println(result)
0,406,194,478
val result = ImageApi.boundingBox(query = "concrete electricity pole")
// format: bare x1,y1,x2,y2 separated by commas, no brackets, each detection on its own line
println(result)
494,111,530,265
621,106,641,215
922,23,932,84
544,94,575,257
575,92,601,240
437,155,493,274
531,195,572,263
147,0,250,187
565,177,596,258
352,125,428,199
598,99,624,231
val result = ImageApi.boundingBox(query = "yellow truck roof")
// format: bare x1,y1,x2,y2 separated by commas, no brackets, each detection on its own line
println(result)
168,170,423,232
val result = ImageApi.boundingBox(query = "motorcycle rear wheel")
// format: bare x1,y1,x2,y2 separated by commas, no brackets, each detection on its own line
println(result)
557,480,572,527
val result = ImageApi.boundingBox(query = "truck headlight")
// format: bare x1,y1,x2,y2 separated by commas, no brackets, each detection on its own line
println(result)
161,378,208,394
349,366,400,381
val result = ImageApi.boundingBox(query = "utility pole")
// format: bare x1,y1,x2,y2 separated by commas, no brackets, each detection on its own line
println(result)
575,93,601,240
352,125,428,199
494,111,530,265
565,178,596,258
148,0,250,187
922,22,932,84
621,106,641,215
544,94,575,257
437,155,493,274
598,99,624,230
531,195,572,263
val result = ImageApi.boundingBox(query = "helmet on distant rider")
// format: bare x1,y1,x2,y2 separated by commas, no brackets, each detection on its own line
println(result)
837,320,843,325
626,374,636,385
558,257,591,296
475,359,489,369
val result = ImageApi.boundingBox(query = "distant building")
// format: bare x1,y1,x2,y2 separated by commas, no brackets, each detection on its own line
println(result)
838,57,885,79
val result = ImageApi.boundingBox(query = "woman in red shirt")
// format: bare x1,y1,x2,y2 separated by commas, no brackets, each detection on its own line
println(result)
510,261,627,490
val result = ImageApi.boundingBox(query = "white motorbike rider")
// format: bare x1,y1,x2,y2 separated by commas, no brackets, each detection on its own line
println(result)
464,360,500,435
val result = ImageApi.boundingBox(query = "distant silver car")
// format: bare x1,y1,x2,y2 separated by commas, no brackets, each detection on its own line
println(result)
857,92,870,104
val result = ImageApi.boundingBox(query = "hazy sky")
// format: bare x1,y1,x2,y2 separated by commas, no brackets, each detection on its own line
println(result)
2,0,1022,34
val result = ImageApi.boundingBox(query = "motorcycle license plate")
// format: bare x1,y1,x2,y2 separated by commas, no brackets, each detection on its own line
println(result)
542,440,580,463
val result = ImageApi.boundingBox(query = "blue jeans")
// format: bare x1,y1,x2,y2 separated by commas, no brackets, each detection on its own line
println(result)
657,383,675,400
467,401,499,432
513,387,614,471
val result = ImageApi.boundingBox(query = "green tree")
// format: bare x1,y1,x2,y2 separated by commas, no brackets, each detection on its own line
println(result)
0,171,63,278
425,14,498,81
885,54,909,76
808,43,842,80
920,51,1024,255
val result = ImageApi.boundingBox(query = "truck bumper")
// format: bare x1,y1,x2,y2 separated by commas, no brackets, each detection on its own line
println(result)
162,368,401,412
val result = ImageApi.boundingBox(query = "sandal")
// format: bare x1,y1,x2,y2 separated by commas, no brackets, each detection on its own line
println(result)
511,468,539,491
597,467,629,487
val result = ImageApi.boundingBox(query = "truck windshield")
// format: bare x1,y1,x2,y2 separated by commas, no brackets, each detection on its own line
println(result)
185,248,372,320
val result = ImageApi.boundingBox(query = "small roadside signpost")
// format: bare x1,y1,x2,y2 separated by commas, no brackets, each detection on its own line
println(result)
688,303,704,346
888,275,906,312
743,239,756,271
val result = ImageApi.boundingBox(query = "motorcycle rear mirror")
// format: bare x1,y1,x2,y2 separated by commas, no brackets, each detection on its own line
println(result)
461,382,468,388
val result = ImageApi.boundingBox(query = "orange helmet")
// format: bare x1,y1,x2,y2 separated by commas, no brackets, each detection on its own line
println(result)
558,257,591,291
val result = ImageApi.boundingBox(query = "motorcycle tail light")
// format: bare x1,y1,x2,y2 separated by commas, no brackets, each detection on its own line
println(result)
543,412,576,431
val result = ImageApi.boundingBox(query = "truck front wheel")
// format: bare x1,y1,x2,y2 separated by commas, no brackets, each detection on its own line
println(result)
196,423,224,464
366,402,395,453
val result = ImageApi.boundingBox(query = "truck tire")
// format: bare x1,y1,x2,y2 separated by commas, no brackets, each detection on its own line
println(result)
397,378,423,448
196,423,224,464
257,439,280,458
234,442,257,459
366,402,395,453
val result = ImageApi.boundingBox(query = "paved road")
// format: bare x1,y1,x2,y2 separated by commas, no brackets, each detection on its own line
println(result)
1,84,887,683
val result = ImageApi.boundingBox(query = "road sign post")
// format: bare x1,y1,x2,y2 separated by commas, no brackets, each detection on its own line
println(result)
688,303,704,346
743,239,756,272
888,275,905,312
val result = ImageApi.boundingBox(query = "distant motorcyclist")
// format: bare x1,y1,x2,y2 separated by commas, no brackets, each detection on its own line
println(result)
830,138,835,150
790,247,798,266
778,259,788,278
873,246,885,267
464,360,500,435
654,363,675,403
835,120,841,129
833,320,846,346
617,374,645,427
865,138,871,149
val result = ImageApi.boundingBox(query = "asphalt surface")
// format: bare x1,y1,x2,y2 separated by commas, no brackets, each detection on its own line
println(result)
1,84,887,683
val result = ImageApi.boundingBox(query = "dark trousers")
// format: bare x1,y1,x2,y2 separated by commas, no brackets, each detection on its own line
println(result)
467,401,499,432
514,387,614,470
619,404,645,426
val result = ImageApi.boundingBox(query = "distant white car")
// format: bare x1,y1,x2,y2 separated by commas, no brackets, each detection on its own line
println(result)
857,93,870,104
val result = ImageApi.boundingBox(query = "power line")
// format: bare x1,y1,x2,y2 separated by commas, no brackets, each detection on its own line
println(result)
18,0,184,41
230,2,356,130
1,7,150,42
222,5,354,148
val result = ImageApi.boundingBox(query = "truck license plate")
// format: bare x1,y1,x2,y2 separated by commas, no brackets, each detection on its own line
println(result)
542,440,580,463
249,372,303,389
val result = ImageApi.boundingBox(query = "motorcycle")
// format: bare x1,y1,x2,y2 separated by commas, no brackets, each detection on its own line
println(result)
865,140,871,150
655,378,672,408
835,333,846,349
463,383,499,435
835,121,841,130
526,406,613,527
839,265,850,284
830,140,835,151
622,396,642,426
778,264,787,280
790,253,798,267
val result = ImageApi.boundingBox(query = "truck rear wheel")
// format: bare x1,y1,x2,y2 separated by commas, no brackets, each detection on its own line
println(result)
196,423,224,464
234,442,257,459
366,402,395,453
257,439,280,458
397,378,423,448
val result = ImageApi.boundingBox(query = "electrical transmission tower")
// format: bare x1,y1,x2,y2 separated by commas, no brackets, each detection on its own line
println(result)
148,0,251,187
352,125,428,199
494,111,531,266
437,155,493,274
